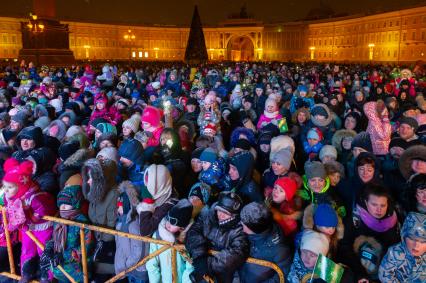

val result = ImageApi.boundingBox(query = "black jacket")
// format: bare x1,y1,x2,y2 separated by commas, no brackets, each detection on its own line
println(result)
185,204,249,283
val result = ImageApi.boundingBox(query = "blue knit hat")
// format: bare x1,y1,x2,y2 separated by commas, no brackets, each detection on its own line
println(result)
200,148,217,163
298,85,308,93
314,204,338,228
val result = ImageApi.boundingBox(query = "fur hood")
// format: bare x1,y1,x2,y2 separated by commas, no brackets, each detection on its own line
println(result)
82,158,117,203
302,204,344,240
353,235,383,259
310,103,333,127
62,148,94,168
118,181,140,208
332,129,357,153
399,145,426,179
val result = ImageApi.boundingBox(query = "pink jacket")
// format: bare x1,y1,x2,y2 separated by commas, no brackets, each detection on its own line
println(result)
364,101,391,155
256,113,283,129
146,126,164,147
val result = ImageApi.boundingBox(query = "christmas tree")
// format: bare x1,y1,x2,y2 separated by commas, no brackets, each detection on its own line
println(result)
184,5,208,65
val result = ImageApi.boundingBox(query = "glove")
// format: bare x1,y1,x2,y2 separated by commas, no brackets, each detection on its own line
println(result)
51,252,63,267
191,256,209,282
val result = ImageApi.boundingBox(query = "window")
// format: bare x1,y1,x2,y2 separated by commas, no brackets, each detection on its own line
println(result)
394,50,397,57
422,31,425,41
388,34,391,42
384,22,386,28
2,35,7,43
403,32,407,41
390,21,393,27
396,21,399,26
11,35,16,44
412,32,416,40
388,50,390,56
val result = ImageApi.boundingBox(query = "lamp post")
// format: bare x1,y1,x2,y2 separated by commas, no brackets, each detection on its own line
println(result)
26,13,45,65
123,29,136,61
368,43,375,61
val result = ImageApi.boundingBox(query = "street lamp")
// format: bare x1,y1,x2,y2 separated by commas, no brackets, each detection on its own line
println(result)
123,29,136,61
368,43,375,61
26,14,44,33
309,46,316,60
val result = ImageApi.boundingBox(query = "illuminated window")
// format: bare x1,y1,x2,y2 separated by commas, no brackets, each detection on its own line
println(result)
144,51,148,58
132,51,136,58
138,51,142,58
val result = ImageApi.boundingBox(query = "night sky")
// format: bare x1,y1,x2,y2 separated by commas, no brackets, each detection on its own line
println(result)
1,0,425,26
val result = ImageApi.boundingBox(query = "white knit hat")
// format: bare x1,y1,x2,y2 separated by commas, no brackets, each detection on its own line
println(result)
300,229,330,256
122,114,140,133
319,145,338,161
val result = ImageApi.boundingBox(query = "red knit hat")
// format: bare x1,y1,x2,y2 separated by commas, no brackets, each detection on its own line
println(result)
3,158,34,199
203,123,217,136
94,93,108,105
274,177,297,201
141,106,162,128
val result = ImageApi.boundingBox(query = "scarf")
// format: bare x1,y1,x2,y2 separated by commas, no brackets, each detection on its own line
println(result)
54,209,80,253
356,205,397,232
263,110,279,119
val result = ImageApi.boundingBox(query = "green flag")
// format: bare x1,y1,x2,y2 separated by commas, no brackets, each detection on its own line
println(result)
311,253,344,283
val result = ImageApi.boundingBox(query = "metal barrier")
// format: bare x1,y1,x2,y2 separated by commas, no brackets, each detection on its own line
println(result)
0,207,285,283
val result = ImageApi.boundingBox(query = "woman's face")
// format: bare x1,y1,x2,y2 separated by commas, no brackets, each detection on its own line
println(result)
342,137,353,150
96,101,105,110
95,129,102,140
345,116,356,130
358,164,375,183
308,177,325,193
272,184,286,203
271,162,288,176
416,188,426,207
365,194,388,219
191,158,202,173
229,164,240,181
297,112,307,124
99,140,114,149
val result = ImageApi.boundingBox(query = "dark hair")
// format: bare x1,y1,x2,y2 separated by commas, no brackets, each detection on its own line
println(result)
402,174,426,213
357,156,375,168
363,183,393,209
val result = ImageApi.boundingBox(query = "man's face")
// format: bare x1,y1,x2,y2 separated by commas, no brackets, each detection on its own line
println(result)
21,138,35,151
412,160,426,175
399,124,415,140
365,194,388,219
217,209,232,222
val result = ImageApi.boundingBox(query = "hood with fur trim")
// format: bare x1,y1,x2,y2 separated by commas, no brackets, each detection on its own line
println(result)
332,129,357,153
302,203,344,240
310,103,333,127
399,145,426,180
82,158,117,203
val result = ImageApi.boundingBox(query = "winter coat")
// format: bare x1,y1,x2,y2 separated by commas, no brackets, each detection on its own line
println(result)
46,214,94,283
146,125,164,148
114,181,148,280
82,158,119,242
257,112,283,130
88,105,122,129
338,200,400,280
185,204,249,282
364,101,391,155
238,223,292,283
287,249,312,283
146,219,194,283
138,197,178,236
379,212,426,283
229,151,263,204
27,147,58,195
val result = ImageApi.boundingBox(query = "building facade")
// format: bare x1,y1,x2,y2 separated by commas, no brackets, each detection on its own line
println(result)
0,5,425,62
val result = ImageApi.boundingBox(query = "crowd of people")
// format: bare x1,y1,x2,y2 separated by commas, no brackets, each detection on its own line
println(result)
0,60,425,283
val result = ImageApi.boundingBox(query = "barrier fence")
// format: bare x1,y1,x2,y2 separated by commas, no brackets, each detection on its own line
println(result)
0,206,285,283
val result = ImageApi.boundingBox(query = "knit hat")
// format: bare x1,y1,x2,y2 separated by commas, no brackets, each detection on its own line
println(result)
270,148,293,169
97,146,119,164
314,204,338,228
166,199,193,228
141,106,162,128
2,130,17,143
2,158,34,199
57,185,83,209
49,98,63,113
187,97,198,106
305,161,327,180
274,177,297,201
122,115,140,133
58,140,81,161
300,229,330,256
297,85,308,94
200,148,217,163
235,138,251,151
319,145,338,161
399,116,419,132
351,131,373,152
188,182,211,204
203,123,217,136
191,147,204,160
240,202,272,234
307,127,323,141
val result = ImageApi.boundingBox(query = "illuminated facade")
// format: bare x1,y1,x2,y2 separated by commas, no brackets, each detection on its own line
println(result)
0,5,425,62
